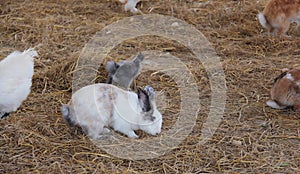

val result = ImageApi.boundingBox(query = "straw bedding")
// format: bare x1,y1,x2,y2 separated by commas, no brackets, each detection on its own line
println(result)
0,0,299,173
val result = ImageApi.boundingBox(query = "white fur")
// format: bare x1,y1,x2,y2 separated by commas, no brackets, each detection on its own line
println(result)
266,100,287,109
258,12,268,29
122,0,141,13
285,73,294,81
62,84,162,139
0,48,37,117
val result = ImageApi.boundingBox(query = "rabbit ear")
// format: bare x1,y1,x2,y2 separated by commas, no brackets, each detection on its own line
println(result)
106,61,121,84
137,87,151,112
106,61,120,74
133,52,144,63
274,71,288,84
0,112,10,119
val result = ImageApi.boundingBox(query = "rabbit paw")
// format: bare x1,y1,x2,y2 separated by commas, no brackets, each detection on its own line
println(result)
130,8,139,13
126,131,139,138
103,128,111,133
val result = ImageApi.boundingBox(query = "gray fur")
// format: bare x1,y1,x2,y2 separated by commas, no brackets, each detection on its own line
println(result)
106,52,144,89
61,104,76,126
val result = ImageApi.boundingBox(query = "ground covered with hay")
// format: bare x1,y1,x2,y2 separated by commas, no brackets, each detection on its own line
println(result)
0,0,299,173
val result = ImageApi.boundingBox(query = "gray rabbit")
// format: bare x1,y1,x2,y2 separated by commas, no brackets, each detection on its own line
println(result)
106,52,144,90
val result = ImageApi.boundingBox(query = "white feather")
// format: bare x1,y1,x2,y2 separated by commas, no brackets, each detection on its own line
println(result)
0,48,37,116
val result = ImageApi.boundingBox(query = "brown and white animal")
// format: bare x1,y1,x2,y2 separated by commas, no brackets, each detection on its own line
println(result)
0,48,37,119
106,52,144,90
61,84,162,139
258,0,300,36
266,67,300,110
119,0,141,13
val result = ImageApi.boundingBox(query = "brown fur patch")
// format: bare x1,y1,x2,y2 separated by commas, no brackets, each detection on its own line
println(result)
270,66,300,108
262,0,300,35
288,66,300,82
96,85,116,119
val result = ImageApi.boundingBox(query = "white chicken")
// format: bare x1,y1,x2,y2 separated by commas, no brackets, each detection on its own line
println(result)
0,48,37,119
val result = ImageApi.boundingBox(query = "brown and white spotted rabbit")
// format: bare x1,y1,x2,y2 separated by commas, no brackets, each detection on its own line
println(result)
258,0,300,36
267,67,300,110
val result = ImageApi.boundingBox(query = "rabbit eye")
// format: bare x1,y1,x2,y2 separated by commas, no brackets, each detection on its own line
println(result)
114,63,120,69
151,116,156,122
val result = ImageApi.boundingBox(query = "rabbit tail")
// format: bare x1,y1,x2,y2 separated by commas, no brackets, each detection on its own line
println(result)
61,104,76,126
258,12,269,29
266,100,287,109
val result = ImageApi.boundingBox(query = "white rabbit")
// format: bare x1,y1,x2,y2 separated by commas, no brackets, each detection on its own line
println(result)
0,48,37,119
119,0,141,13
61,83,162,139
266,67,300,110
106,52,144,90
